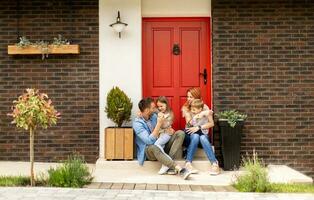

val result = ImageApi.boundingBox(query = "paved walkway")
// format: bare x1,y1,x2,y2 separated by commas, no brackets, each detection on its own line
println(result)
0,187,313,200
85,182,237,192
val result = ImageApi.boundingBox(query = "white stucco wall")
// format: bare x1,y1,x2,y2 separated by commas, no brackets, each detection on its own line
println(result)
99,0,142,159
142,0,211,17
99,0,211,159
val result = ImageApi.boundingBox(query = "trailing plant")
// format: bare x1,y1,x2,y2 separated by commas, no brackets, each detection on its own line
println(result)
35,40,50,59
7,88,60,186
16,36,31,48
234,151,271,192
52,34,70,46
47,155,93,188
216,109,247,128
15,35,71,60
105,86,133,127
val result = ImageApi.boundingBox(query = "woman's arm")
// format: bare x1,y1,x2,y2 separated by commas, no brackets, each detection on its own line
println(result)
182,106,192,123
200,112,214,130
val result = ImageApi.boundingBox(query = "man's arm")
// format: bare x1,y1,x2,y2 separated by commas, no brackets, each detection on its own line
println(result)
133,121,157,145
133,116,163,145
151,115,163,138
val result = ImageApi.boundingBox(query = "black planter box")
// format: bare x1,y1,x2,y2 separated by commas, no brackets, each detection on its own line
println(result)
218,120,244,170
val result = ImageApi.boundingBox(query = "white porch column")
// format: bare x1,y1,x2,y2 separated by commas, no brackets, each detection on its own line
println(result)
99,0,142,159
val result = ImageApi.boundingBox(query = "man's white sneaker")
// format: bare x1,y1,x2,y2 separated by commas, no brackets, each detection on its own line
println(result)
158,165,169,175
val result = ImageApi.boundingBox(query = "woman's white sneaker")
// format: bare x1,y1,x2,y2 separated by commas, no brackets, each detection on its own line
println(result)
209,162,220,175
185,162,199,174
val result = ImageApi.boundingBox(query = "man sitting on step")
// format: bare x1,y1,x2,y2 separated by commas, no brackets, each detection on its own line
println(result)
133,97,192,180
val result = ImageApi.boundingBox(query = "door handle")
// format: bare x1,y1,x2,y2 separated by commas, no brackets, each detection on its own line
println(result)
199,68,207,85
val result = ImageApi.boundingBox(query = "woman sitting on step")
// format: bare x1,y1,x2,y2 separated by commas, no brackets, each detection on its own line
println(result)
181,87,220,175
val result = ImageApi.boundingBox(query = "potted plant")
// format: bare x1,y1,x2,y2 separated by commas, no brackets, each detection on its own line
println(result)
216,110,247,170
104,86,133,160
7,89,60,186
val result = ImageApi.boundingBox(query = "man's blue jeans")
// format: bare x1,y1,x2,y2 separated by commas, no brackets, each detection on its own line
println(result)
184,130,218,164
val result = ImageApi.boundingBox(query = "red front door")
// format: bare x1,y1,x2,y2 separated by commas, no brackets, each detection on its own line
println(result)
142,18,211,130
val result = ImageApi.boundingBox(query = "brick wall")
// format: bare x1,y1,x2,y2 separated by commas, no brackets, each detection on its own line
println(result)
212,0,314,178
0,0,99,162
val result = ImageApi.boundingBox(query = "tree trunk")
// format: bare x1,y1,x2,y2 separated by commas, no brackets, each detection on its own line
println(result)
30,127,35,186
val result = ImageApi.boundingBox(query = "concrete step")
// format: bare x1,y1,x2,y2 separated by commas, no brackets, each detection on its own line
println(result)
95,159,313,185
95,159,235,185
193,148,209,159
96,159,212,171
268,165,313,184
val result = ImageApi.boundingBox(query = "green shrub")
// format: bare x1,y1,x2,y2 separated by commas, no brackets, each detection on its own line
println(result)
270,183,314,193
216,110,247,127
234,152,271,192
0,176,30,186
105,86,133,127
47,155,92,188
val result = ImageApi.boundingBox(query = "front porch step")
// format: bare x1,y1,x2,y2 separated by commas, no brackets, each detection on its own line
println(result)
96,159,212,171
95,159,236,186
192,147,209,159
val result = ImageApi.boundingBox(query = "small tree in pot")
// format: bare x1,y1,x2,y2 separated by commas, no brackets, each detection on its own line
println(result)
104,87,133,160
7,88,60,186
105,87,132,127
216,110,247,170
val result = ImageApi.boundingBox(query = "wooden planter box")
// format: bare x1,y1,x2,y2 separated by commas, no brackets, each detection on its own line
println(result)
105,127,134,160
7,44,80,55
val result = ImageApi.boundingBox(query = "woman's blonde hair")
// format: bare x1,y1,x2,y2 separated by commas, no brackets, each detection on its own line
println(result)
187,87,201,99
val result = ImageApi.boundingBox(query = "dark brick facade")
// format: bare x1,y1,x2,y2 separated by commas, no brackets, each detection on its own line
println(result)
212,0,314,178
0,1,99,162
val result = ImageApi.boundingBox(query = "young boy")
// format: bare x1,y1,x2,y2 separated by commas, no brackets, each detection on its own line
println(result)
187,99,211,135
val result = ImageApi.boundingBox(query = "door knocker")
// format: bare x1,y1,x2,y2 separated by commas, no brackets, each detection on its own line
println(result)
172,44,180,55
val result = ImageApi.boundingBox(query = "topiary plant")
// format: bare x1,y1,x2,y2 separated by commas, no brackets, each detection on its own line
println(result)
105,87,132,127
7,88,60,186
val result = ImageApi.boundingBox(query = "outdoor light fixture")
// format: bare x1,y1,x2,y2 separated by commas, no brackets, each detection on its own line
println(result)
109,11,128,38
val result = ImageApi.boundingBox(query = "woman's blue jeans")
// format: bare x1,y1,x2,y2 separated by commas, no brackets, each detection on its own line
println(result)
184,130,217,164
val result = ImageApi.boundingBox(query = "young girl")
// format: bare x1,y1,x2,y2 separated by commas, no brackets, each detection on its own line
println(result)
154,96,174,174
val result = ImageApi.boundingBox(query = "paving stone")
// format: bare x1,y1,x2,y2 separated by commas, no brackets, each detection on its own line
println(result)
225,185,238,192
200,185,215,192
99,182,113,189
134,183,146,190
0,187,313,200
190,185,203,191
213,186,229,192
111,183,124,190
168,184,180,191
85,182,101,189
146,184,157,190
179,185,191,191
157,184,168,191
122,183,135,190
